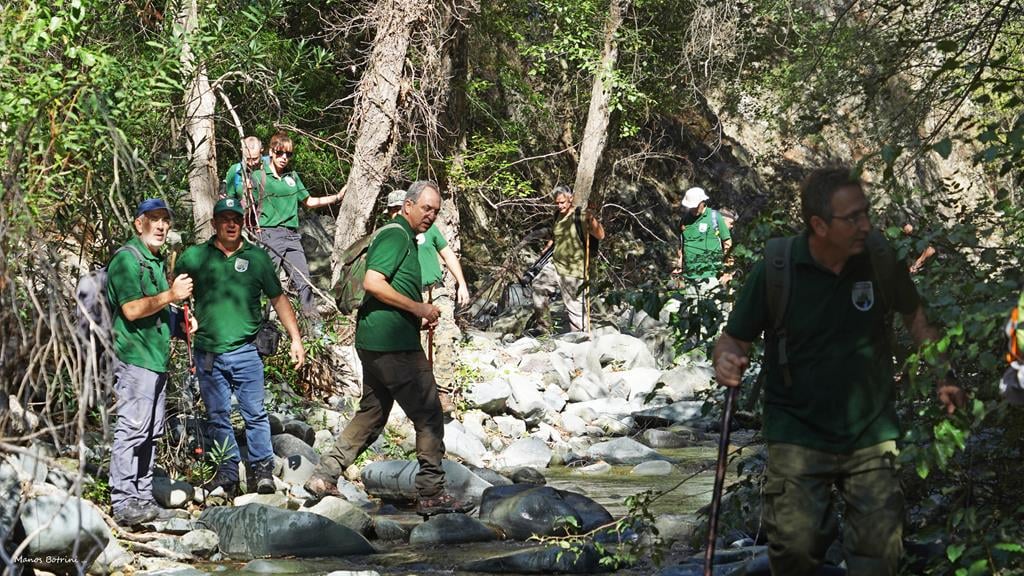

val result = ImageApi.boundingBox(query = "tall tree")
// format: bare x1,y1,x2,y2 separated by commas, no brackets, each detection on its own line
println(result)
176,0,218,240
573,0,630,208
330,0,428,282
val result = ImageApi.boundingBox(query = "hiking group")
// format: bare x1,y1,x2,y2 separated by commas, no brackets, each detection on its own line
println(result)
98,142,980,575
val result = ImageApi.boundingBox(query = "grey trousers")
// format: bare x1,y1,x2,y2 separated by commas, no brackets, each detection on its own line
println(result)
531,261,586,332
258,226,316,315
109,360,167,511
316,349,447,498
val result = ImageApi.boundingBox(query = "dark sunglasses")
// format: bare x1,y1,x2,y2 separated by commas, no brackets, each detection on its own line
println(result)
273,149,293,158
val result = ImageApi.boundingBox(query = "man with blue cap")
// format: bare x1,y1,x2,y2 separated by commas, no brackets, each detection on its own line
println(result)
107,198,195,527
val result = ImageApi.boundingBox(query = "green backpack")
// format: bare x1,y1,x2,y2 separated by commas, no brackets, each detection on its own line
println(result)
334,222,410,314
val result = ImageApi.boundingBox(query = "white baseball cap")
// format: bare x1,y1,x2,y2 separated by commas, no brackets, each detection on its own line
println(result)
386,190,407,208
681,187,709,209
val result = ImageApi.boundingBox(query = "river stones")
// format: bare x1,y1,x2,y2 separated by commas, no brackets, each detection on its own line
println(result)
409,513,498,545
360,459,492,503
19,491,111,572
479,485,612,540
197,503,374,559
462,542,612,574
587,437,670,465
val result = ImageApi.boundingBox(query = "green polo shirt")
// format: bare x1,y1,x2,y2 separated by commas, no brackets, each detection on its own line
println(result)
417,224,448,287
176,238,283,353
553,212,584,279
682,208,731,280
725,233,920,453
224,158,271,199
355,218,421,352
249,167,310,229
107,237,171,372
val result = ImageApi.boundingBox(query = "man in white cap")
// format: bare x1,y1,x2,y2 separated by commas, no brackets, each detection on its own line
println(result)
673,186,732,286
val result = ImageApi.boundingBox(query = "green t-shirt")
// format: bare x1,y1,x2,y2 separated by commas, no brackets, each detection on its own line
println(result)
224,158,271,199
417,223,448,287
552,212,585,279
249,167,310,229
176,239,283,353
725,233,920,453
107,237,172,372
355,219,421,352
681,208,731,280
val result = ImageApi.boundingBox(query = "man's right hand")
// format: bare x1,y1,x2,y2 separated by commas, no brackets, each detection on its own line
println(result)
417,302,441,323
171,274,193,301
714,351,749,388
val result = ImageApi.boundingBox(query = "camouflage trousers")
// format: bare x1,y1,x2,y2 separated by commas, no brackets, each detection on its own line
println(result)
764,441,904,576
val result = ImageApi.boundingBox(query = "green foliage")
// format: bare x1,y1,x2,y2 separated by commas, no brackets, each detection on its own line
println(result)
82,476,110,507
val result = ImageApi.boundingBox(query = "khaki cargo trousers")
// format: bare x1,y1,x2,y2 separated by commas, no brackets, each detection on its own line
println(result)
764,441,904,576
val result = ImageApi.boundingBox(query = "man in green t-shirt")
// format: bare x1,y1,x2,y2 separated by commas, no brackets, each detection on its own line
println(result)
712,167,966,576
176,197,305,498
305,181,472,516
107,198,194,527
530,185,605,333
672,186,733,284
222,136,264,200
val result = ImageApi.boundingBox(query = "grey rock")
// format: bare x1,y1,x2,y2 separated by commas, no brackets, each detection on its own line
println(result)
463,542,611,573
280,454,316,486
642,428,699,449
337,479,376,510
479,485,612,541
326,572,382,576
269,413,285,435
304,496,373,536
653,514,700,544
467,378,511,415
594,333,657,369
633,401,706,427
506,373,548,422
494,437,552,472
591,415,632,436
305,408,346,432
492,415,527,438
0,458,21,544
564,398,636,422
560,413,588,436
152,476,194,508
20,492,111,571
159,517,196,535
505,337,541,356
541,385,567,413
409,513,497,545
467,466,514,487
567,375,609,402
443,421,488,467
608,367,663,402
197,503,374,558
574,461,612,475
180,529,219,558
658,365,715,401
371,517,408,541
630,460,675,476
587,437,670,465
283,420,315,446
509,467,546,485
242,559,308,573
361,459,492,503
88,539,133,575
234,493,289,508
272,433,320,465
313,430,336,454
17,441,54,484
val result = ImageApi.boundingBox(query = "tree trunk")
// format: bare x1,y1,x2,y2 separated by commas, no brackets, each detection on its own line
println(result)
573,0,629,209
330,0,427,283
176,0,218,241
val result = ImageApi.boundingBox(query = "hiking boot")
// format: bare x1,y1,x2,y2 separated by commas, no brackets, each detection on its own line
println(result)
252,459,276,495
113,499,159,528
438,392,456,414
205,467,239,501
416,492,475,517
136,500,179,522
303,472,341,499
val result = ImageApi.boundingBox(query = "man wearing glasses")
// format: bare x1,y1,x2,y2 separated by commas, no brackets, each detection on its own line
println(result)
712,167,966,575
305,181,473,516
106,198,194,527
247,131,343,322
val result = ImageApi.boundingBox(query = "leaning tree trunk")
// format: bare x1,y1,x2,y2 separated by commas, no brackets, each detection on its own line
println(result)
573,0,629,209
330,0,428,284
176,0,218,241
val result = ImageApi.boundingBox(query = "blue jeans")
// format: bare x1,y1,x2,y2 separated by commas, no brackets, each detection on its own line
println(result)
195,343,272,479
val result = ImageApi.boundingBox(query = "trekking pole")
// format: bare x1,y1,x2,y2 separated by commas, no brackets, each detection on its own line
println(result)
182,299,203,458
704,386,739,576
584,223,591,334
427,287,435,365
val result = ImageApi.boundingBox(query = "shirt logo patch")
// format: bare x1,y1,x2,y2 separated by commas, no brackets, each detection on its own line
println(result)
284,176,296,187
416,233,426,245
852,281,874,311
235,258,249,273
698,222,709,233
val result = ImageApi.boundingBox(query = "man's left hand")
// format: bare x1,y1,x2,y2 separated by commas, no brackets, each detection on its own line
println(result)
290,338,306,369
937,383,967,414
456,285,470,306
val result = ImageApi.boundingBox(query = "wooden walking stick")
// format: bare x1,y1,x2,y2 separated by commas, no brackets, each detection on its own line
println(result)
427,287,435,365
704,386,739,576
583,218,591,334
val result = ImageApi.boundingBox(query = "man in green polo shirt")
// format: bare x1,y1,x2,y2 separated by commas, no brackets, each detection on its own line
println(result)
672,186,732,285
176,197,305,498
107,198,194,527
712,167,966,575
304,180,472,516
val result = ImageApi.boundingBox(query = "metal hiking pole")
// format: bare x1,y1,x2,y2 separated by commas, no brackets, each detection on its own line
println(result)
704,386,739,576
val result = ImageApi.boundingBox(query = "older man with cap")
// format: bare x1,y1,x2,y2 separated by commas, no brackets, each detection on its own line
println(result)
673,186,733,286
175,197,305,498
107,198,194,527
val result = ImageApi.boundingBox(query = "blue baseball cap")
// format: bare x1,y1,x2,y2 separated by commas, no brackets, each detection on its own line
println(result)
135,198,173,218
